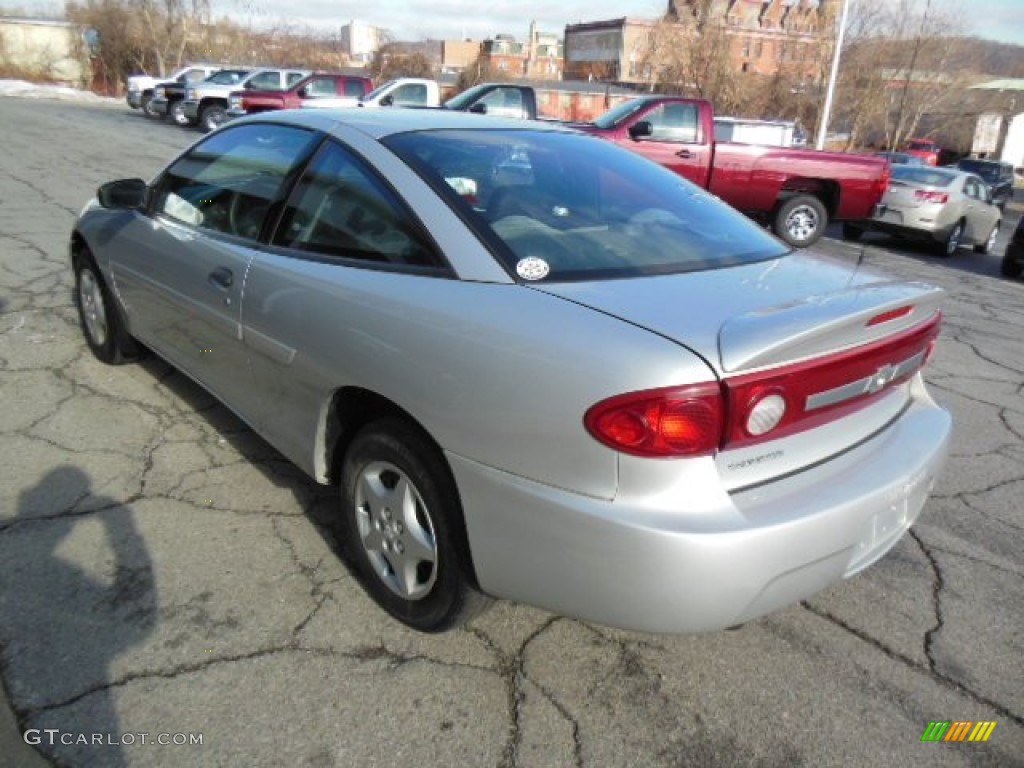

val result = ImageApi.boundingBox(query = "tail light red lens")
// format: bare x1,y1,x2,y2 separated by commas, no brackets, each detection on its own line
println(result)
914,190,949,204
585,313,941,458
584,383,723,458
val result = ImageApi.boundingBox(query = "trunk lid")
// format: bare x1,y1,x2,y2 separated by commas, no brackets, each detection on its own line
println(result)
533,251,944,490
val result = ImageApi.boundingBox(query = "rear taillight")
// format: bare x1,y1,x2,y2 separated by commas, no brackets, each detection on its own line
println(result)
585,313,941,458
584,383,723,458
914,190,948,204
875,164,891,199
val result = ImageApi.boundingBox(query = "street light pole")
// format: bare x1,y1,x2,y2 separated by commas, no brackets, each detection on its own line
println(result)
816,0,851,150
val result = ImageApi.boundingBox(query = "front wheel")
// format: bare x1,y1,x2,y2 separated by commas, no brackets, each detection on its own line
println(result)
973,223,999,254
141,93,157,118
339,419,489,632
199,104,227,132
74,250,140,365
169,99,192,126
773,194,828,248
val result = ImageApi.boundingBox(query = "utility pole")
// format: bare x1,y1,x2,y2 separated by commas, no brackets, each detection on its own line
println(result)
816,0,851,150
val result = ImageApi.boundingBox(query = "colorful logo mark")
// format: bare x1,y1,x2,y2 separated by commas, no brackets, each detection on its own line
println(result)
921,721,996,743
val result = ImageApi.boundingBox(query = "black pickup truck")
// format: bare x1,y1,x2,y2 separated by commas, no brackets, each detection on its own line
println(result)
149,77,192,125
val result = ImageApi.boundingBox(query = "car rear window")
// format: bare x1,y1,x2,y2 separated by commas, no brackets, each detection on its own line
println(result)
384,129,788,282
891,166,956,187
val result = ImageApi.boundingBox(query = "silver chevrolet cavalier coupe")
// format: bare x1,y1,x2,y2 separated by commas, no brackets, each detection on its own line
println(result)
71,110,951,633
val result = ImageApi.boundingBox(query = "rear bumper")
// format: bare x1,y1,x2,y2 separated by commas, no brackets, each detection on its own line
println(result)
871,207,954,242
451,383,951,634
149,97,170,115
183,100,201,119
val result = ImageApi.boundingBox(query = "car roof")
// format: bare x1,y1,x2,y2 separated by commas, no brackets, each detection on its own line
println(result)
232,108,577,139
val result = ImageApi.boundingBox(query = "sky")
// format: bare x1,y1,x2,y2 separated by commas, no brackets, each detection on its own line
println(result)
7,0,1024,46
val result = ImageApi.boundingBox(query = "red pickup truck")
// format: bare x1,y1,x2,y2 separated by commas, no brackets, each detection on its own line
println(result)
227,73,373,118
579,96,890,248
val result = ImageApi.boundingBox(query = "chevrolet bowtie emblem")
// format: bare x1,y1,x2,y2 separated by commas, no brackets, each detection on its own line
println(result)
866,364,897,394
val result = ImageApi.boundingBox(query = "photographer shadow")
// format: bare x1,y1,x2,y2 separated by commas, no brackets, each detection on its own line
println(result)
4,466,155,768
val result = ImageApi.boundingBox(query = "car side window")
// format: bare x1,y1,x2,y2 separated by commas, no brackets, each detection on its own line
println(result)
308,77,337,97
247,71,280,90
154,124,320,241
185,69,206,81
286,72,306,87
273,140,443,269
344,79,369,98
646,103,699,143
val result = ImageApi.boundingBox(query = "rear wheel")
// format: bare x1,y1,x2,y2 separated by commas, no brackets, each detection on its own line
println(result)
339,419,490,632
74,249,140,365
973,223,999,254
773,194,827,248
936,221,963,257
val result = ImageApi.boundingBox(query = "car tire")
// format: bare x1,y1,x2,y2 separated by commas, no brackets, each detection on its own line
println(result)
339,418,490,632
773,194,827,248
170,100,192,126
973,223,999,254
141,92,157,118
74,249,141,365
199,104,227,133
841,223,864,242
936,220,964,257
1002,252,1023,278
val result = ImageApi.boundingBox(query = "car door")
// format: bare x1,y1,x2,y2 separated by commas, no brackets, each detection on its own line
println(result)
962,175,996,240
241,138,451,472
110,123,322,416
623,102,710,187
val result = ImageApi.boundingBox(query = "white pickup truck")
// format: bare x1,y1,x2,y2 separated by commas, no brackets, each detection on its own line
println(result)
302,77,441,110
181,67,310,131
125,64,220,116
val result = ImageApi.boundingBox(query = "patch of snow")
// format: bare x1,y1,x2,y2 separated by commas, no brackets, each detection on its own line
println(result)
0,79,121,104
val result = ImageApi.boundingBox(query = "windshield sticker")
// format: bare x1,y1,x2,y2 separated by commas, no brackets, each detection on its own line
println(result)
516,257,550,281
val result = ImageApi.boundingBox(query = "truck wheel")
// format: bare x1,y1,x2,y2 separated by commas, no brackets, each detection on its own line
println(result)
200,104,227,133
773,195,827,248
141,93,157,118
841,223,864,242
170,100,191,126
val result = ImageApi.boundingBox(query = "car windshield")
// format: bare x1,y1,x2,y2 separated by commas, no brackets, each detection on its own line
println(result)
361,79,398,102
384,128,788,282
591,98,651,129
443,84,491,110
207,70,250,85
891,166,956,187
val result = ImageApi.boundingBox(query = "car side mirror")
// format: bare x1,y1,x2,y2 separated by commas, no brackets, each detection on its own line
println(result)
97,178,148,210
380,94,394,107
297,86,309,98
469,102,488,115
629,121,653,140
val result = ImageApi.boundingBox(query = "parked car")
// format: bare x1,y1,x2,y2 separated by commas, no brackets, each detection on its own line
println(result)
873,151,925,166
183,67,309,131
70,111,950,634
904,138,942,166
227,73,373,118
1001,212,1024,278
126,64,220,116
955,158,1015,210
852,165,1002,256
302,77,441,110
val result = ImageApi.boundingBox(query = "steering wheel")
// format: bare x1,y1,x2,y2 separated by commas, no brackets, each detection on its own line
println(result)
228,192,270,240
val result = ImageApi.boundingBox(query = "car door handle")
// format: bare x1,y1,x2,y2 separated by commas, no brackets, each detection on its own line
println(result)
208,267,233,290
676,149,693,159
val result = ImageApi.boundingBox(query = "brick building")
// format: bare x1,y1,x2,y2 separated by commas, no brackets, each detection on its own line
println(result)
479,21,563,79
564,0,833,86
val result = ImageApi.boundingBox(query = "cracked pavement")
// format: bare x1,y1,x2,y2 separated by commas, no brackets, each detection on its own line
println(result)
0,96,1021,767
